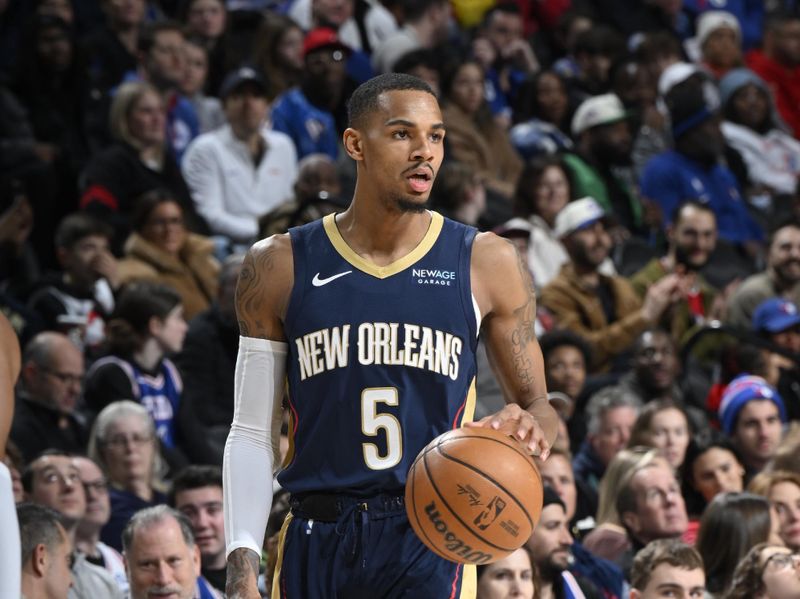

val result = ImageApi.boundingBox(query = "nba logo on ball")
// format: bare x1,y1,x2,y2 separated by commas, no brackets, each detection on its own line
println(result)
405,427,544,564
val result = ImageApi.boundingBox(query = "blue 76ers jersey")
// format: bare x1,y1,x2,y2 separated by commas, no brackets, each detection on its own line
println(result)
279,211,479,495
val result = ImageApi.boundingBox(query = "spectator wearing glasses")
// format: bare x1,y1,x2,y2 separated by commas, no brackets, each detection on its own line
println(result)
22,451,124,598
73,456,129,593
726,543,800,599
87,401,169,553
10,332,88,462
117,189,219,321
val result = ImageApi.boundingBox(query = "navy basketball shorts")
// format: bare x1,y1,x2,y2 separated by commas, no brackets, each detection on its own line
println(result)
270,493,476,598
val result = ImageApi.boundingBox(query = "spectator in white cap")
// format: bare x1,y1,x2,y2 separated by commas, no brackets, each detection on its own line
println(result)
541,197,683,373
563,93,644,238
692,10,743,79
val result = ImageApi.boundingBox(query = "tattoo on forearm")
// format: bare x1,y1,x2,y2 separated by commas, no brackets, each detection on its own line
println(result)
506,239,538,395
226,548,260,596
236,244,279,337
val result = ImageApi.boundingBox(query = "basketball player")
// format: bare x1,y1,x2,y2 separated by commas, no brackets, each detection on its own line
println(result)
223,73,558,598
0,312,22,597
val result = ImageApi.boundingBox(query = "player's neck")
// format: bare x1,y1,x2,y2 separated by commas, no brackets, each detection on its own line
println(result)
335,200,433,266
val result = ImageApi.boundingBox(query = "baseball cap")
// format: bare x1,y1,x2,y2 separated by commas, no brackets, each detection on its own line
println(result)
554,197,606,238
665,78,720,139
571,94,628,136
658,62,701,97
494,217,533,239
696,10,741,49
718,374,787,435
219,66,267,99
303,27,350,58
752,297,800,333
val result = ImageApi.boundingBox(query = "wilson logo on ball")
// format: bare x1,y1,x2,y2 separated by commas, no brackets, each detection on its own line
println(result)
424,501,494,564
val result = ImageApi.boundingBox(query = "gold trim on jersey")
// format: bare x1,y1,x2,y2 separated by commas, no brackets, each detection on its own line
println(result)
322,211,444,279
270,513,293,599
459,378,477,426
460,564,477,598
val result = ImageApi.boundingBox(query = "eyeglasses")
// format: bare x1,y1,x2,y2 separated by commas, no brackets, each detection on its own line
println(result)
763,552,800,573
103,433,154,449
82,479,109,494
41,368,83,386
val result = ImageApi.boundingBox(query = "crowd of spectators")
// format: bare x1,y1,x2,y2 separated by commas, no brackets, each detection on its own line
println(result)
2,0,800,597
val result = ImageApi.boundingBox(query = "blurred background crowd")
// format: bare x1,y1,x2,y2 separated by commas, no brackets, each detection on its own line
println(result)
3,0,800,597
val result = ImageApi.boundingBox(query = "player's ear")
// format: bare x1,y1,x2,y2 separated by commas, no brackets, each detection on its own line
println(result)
343,128,364,162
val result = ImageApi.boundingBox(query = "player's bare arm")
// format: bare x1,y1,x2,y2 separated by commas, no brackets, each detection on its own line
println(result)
0,312,20,459
226,234,292,599
467,232,558,459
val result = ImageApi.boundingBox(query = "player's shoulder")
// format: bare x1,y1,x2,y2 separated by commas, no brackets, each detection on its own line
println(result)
245,233,293,274
471,231,519,271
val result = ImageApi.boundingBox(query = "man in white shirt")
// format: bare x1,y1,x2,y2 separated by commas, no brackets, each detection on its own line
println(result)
182,67,298,249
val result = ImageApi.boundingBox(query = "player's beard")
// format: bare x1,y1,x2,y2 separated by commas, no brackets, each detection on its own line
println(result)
390,192,429,214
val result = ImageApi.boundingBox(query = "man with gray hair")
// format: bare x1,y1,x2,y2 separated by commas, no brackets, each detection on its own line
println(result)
572,386,641,507
123,505,222,599
18,502,74,599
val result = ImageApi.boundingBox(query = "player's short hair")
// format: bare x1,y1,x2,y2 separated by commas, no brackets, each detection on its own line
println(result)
122,505,195,554
347,73,435,128
630,539,704,591
17,503,67,564
54,212,113,249
171,465,223,505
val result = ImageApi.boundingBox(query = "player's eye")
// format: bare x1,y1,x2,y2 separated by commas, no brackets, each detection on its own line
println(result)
429,132,443,142
392,130,408,139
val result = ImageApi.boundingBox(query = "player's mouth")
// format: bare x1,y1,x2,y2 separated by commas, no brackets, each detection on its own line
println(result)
405,167,433,193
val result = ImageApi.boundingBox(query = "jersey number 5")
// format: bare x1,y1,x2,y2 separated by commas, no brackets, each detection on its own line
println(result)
361,387,403,470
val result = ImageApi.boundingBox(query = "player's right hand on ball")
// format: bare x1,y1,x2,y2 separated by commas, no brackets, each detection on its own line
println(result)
464,403,550,460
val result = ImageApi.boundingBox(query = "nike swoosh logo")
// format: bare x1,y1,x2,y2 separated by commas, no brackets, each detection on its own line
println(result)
312,271,353,287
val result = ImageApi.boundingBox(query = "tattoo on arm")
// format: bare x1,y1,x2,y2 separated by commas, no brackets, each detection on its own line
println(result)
506,239,538,395
226,548,260,596
236,244,279,338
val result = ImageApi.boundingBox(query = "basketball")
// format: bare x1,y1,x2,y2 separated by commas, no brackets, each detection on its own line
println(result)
405,427,544,565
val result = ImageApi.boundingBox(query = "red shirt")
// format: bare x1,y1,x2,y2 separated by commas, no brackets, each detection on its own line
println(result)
746,49,800,139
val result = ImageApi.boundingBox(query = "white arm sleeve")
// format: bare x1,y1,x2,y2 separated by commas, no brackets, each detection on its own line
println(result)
0,462,20,598
223,336,288,558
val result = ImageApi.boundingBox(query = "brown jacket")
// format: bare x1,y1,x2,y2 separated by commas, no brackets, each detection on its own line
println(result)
118,233,220,320
442,103,522,198
541,263,650,372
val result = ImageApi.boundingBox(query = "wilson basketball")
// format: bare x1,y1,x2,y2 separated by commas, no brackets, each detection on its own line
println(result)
405,427,544,565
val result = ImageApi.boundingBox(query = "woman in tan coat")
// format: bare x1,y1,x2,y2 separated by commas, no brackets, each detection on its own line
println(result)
441,59,523,200
118,189,219,320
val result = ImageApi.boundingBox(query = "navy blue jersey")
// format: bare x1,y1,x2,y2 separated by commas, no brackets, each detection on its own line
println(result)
280,211,479,495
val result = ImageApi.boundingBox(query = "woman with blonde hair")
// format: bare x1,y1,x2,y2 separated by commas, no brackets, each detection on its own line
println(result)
582,447,667,562
79,81,208,252
749,470,800,551
88,400,168,551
